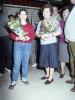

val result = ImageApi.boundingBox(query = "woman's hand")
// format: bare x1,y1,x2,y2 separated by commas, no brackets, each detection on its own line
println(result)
40,34,50,40
16,36,30,41
16,36,25,41
16,37,20,40
25,36,30,41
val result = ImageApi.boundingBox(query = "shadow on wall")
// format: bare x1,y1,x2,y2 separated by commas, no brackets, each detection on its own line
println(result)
38,9,44,20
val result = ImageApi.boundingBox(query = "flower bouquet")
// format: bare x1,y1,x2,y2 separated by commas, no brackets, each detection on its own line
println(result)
40,18,59,35
8,18,27,37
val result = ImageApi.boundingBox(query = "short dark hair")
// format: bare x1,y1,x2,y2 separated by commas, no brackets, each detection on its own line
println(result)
8,14,14,19
43,4,53,15
63,6,72,12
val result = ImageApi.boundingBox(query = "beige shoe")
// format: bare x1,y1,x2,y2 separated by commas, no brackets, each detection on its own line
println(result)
32,63,37,67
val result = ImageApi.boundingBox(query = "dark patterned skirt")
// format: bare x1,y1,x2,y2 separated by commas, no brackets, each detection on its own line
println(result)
39,43,58,68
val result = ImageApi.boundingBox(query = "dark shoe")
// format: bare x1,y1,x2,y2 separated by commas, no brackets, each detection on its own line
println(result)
54,68,61,73
60,73,65,78
41,76,49,80
70,86,75,92
65,79,74,84
9,84,16,89
44,79,54,85
22,81,29,85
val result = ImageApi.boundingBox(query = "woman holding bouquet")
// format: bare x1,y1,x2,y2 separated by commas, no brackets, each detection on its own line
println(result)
36,4,61,85
9,9,35,89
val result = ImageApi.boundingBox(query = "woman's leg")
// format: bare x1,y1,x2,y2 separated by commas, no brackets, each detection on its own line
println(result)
45,67,50,77
12,42,22,82
21,43,32,81
44,68,54,84
48,68,54,81
60,62,65,74
9,42,22,89
44,43,57,84
59,62,65,78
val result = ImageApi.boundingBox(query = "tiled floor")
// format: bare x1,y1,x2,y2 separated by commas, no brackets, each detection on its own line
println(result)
0,66,75,100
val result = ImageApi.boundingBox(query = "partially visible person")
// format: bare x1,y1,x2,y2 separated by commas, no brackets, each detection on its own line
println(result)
36,4,61,85
6,14,15,33
0,15,13,75
8,9,35,89
8,14,15,21
30,38,37,67
52,6,62,72
65,0,75,92
4,14,15,74
52,6,62,22
58,6,71,78
29,21,38,67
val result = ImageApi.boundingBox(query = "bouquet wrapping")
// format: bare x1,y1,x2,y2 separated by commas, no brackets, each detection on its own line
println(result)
40,18,59,35
8,19,27,37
